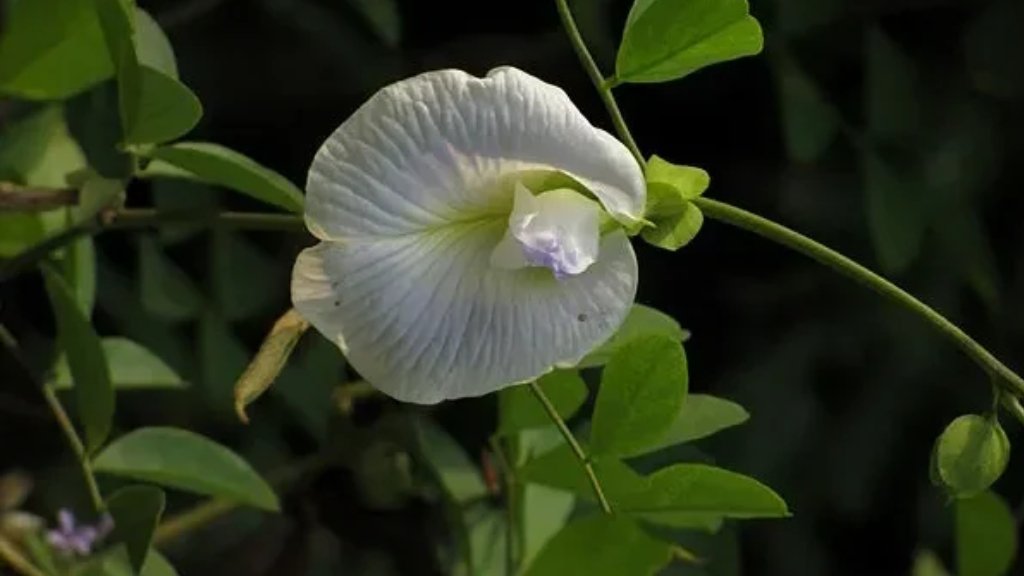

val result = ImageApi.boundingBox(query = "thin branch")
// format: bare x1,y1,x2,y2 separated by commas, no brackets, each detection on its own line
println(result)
0,183,78,212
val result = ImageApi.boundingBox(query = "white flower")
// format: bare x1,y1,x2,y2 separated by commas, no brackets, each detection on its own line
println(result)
291,67,645,404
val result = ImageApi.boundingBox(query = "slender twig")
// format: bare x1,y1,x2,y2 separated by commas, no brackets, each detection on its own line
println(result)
527,381,612,514
1000,393,1024,429
553,0,643,167
0,536,47,576
488,437,518,575
552,0,1024,402
692,197,1024,399
0,326,105,513
0,208,306,283
0,183,78,212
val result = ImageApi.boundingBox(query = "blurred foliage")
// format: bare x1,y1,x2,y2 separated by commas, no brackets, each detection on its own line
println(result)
1,0,1023,575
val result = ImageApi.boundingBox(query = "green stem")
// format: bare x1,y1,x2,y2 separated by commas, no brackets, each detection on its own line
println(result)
0,326,105,513
0,209,306,283
527,381,613,514
553,0,1024,401
41,385,106,514
553,0,643,167
0,536,48,576
488,437,519,576
692,197,1024,399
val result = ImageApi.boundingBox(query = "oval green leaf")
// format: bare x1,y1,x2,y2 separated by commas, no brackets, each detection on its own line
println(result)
42,265,114,453
523,515,672,576
616,0,764,84
147,142,304,213
619,463,789,519
93,427,279,511
122,66,202,145
106,485,166,574
0,0,112,99
52,337,185,390
517,444,647,507
579,304,689,368
590,335,688,457
636,393,750,455
956,491,1017,576
642,201,704,251
935,414,1010,499
415,417,488,505
497,371,588,436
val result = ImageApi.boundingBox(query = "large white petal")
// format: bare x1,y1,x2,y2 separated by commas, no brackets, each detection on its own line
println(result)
291,227,638,404
304,67,645,241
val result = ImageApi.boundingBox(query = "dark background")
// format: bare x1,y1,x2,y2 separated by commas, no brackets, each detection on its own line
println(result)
3,0,1024,574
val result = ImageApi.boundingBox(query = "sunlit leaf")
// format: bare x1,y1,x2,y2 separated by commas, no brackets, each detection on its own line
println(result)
122,67,201,145
42,265,114,453
956,491,1016,576
133,8,178,79
106,485,165,573
523,515,672,576
52,337,185,390
147,142,304,213
579,304,688,368
912,550,951,576
63,235,96,315
618,463,790,519
616,0,763,84
497,371,587,436
934,415,1010,499
590,335,688,457
521,484,576,568
0,0,112,99
93,427,280,511
642,201,704,251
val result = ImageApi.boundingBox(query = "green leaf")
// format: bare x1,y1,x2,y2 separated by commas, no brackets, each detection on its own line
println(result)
497,371,588,436
863,152,924,274
956,491,1017,576
147,142,304,213
106,485,166,574
63,235,97,315
934,415,1010,499
95,0,200,145
234,309,310,423
0,0,112,99
138,236,204,322
415,418,488,505
133,8,178,79
42,265,114,453
636,393,750,455
93,427,280,511
616,0,763,84
0,106,88,187
521,484,576,568
590,335,688,457
73,173,124,224
645,156,710,206
580,304,688,368
122,66,202,145
517,444,647,507
775,56,840,163
52,337,185,390
619,463,789,519
642,201,704,251
523,515,672,576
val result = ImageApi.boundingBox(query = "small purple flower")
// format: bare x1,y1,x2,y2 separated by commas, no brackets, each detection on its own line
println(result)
46,508,114,557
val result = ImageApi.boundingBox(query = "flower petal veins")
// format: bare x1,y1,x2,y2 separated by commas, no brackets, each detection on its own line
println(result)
292,67,644,403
